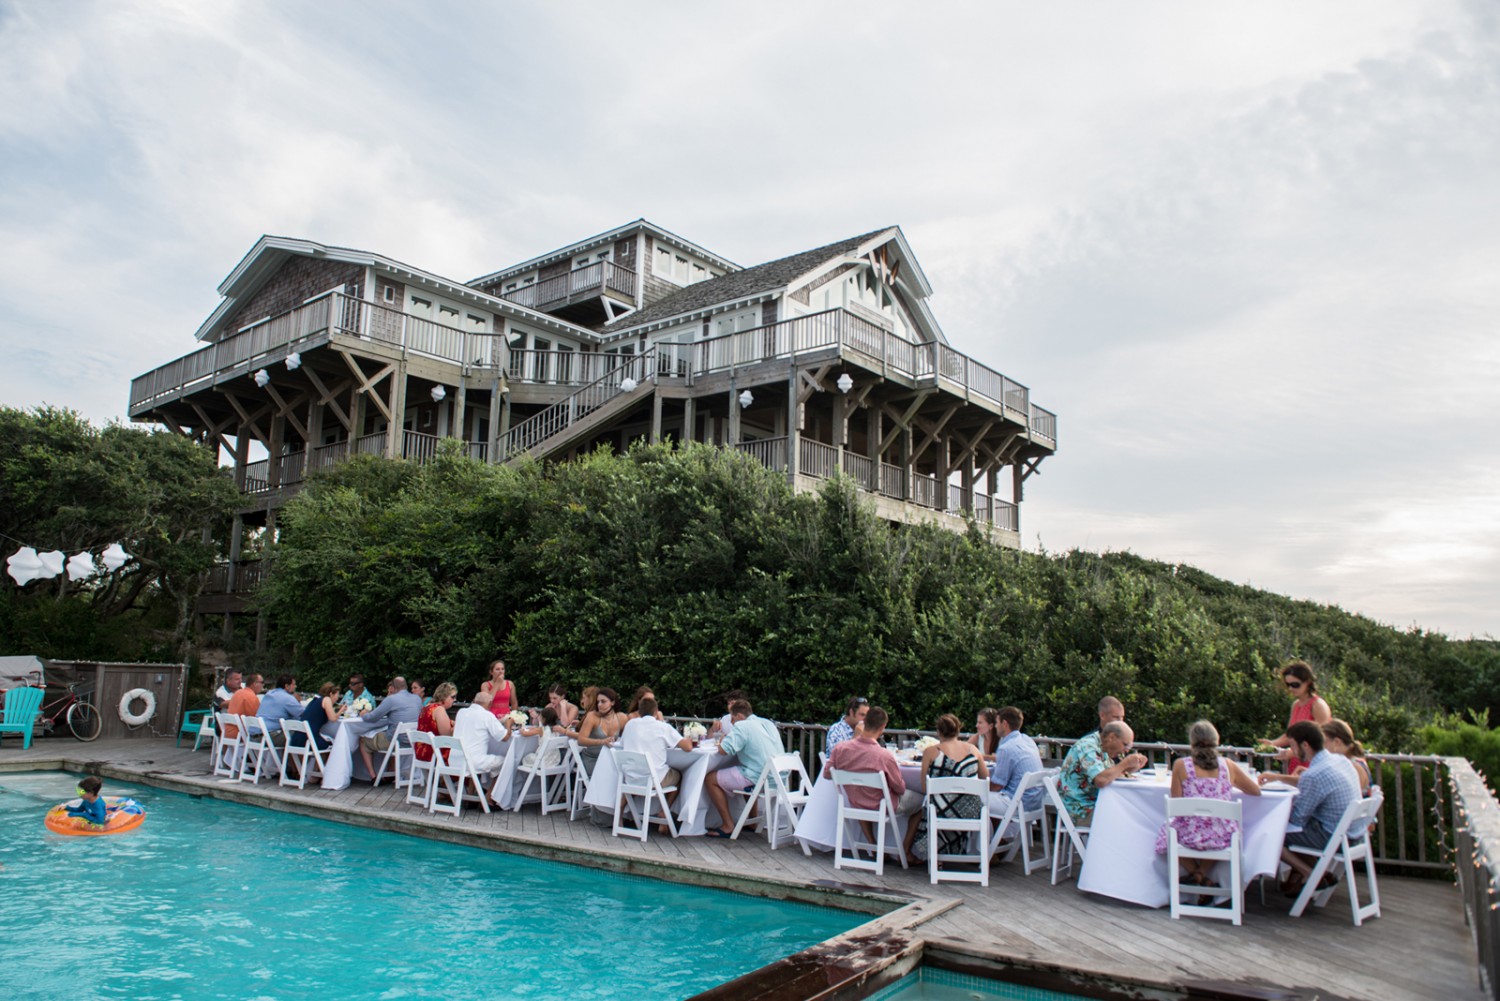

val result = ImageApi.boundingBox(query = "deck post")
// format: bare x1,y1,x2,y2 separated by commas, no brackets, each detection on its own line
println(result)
268,413,285,489
453,382,467,441
682,397,696,443
488,378,503,462
385,361,407,460
728,387,741,446
786,368,799,483
651,389,663,443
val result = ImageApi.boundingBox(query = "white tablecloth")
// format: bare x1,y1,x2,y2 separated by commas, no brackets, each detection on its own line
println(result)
584,744,731,835
1076,775,1299,907
319,719,377,790
796,760,924,853
489,733,538,809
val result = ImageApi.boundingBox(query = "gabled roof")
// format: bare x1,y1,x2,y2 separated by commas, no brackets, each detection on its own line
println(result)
196,236,593,342
468,219,741,288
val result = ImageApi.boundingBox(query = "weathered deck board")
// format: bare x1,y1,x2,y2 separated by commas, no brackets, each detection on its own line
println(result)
3,738,1482,1001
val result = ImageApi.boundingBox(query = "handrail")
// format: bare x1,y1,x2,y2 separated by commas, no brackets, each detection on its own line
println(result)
493,259,637,310
1449,757,1500,998
497,351,655,459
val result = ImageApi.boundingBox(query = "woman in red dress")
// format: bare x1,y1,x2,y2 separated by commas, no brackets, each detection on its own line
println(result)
414,682,457,762
481,659,516,719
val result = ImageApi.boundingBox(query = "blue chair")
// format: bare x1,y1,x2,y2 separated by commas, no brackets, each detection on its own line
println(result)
0,686,45,749
178,708,214,749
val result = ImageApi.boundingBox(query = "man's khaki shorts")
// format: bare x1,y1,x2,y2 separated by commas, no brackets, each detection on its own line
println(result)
360,731,392,753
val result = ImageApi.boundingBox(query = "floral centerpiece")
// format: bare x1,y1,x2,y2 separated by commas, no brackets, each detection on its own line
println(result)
505,709,528,727
343,695,373,718
682,721,708,741
913,736,939,752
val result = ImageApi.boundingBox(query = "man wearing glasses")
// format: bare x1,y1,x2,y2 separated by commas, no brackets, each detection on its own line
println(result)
825,696,869,754
1058,720,1147,827
338,675,375,714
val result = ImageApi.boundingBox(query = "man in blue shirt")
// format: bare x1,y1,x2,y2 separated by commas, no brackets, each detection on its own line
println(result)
355,677,422,782
1278,720,1363,891
256,675,304,738
703,698,783,838
824,696,868,755
988,706,1044,822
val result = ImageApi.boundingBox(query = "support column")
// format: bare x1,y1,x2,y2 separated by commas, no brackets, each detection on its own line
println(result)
900,426,912,502
267,414,285,489
682,397,696,443
222,513,244,642
454,382,468,443
488,379,503,461
786,369,799,483
650,389,663,443
385,362,408,459
727,389,741,447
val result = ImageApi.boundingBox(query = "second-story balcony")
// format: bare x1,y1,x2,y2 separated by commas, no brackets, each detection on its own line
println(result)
491,259,637,326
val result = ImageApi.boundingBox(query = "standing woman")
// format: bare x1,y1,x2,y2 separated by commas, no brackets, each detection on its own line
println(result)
1259,660,1331,774
481,658,517,720
575,688,627,776
969,707,1000,759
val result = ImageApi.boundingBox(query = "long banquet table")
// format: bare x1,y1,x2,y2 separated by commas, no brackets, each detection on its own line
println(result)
1075,772,1299,907
795,758,924,854
584,742,734,835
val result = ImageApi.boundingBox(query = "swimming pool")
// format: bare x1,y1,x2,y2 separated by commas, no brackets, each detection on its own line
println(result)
0,772,865,1000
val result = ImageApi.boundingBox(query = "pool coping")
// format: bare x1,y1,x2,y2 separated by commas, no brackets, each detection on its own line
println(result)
8,757,958,999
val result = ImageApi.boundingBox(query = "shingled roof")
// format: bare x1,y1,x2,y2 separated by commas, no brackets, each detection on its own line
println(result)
605,227,893,332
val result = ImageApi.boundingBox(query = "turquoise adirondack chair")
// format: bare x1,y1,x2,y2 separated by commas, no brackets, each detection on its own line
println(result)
0,686,45,749
178,708,214,749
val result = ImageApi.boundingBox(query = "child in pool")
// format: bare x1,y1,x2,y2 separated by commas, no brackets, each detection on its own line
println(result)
65,775,109,826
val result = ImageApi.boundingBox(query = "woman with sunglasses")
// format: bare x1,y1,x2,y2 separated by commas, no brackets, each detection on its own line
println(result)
1258,660,1331,774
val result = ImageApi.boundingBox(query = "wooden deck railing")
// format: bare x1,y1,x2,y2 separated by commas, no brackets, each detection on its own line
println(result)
494,260,637,311
1449,757,1500,999
496,351,655,459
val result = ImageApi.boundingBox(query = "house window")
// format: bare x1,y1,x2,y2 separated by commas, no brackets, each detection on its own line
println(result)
465,313,488,332
692,264,707,284
409,296,433,318
655,246,674,281
382,285,395,303
438,305,460,326
575,257,591,270
505,282,518,292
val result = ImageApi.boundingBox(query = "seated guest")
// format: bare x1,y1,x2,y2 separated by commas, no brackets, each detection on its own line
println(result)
907,713,989,862
969,707,1000,759
822,706,924,825
410,679,430,707
987,706,1045,822
356,677,422,782
576,688,627,776
825,697,869,755
214,669,243,710
1088,695,1125,738
621,697,694,807
708,690,749,737
256,674,303,739
627,685,664,721
704,699,784,838
452,690,510,777
547,684,579,729
1058,720,1146,827
576,687,600,732
517,705,567,738
337,674,375,713
1154,720,1259,886
294,682,339,750
1264,719,1372,797
1269,720,1364,895
413,682,458,762
222,673,263,739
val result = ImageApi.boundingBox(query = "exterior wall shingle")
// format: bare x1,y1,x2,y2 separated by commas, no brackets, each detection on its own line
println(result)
225,257,362,335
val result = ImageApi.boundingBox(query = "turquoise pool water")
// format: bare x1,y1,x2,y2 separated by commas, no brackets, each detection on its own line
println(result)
865,967,1094,1001
0,773,864,1000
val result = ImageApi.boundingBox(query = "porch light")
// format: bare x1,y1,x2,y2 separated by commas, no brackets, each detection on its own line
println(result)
253,368,270,387
738,390,754,409
430,385,446,402
285,352,302,370
67,552,98,581
620,377,637,393
101,543,131,572
837,373,854,394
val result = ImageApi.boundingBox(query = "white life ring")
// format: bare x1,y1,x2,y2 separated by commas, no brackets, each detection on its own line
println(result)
119,688,156,726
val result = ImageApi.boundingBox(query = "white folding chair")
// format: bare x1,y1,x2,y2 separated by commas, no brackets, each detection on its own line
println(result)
238,716,283,784
194,712,216,752
988,766,1056,876
278,719,327,790
510,732,572,814
926,775,991,886
406,731,437,807
428,735,493,818
731,752,813,849
1289,786,1383,925
1044,772,1090,884
831,769,907,875
1166,797,1244,925
611,749,678,842
371,721,417,788
212,712,245,779
567,741,594,821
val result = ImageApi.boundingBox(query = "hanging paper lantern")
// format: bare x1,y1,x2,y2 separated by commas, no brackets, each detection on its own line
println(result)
37,551,65,578
67,552,99,581
620,377,637,393
7,547,45,586
285,352,302,370
101,543,131,572
430,385,447,402
254,368,270,387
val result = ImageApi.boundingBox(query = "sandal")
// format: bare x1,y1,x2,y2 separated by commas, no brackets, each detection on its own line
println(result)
704,828,733,839
1279,870,1306,896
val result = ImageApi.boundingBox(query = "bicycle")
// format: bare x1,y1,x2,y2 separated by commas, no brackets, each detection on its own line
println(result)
33,682,103,741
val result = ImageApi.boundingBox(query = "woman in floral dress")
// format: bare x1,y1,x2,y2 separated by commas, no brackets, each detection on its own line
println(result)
1156,720,1261,885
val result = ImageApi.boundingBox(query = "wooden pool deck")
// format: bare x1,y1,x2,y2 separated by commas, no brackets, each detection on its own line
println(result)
2,738,1483,1001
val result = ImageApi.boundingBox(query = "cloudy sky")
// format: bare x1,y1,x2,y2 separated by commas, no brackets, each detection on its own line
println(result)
2,1,1496,637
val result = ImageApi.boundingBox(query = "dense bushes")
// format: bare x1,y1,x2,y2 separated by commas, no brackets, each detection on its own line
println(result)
260,442,1494,751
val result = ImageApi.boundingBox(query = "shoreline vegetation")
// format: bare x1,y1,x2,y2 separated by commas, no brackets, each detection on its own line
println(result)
3,408,1496,769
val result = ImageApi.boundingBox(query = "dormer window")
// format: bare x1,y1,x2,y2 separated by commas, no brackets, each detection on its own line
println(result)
382,285,395,303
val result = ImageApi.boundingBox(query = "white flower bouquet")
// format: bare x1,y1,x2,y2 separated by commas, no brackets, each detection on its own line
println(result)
683,721,707,740
913,736,939,752
506,709,528,726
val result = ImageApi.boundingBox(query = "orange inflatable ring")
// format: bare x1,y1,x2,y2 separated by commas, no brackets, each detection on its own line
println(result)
44,796,147,836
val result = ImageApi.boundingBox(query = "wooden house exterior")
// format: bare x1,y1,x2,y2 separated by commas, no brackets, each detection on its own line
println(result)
128,222,1058,636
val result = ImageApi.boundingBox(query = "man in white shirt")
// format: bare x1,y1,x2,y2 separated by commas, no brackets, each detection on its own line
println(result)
452,690,510,777
215,669,242,710
621,697,693,803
